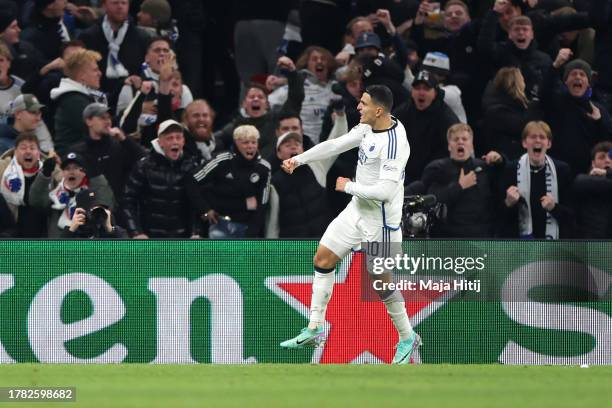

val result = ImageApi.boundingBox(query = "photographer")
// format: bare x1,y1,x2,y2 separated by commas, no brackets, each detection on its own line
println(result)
29,151,116,238
62,190,127,238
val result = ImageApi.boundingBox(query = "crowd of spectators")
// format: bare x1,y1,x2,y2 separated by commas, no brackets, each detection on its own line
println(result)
1,0,612,240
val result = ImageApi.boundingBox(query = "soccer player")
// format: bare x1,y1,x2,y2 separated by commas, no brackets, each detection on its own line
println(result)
279,85,420,364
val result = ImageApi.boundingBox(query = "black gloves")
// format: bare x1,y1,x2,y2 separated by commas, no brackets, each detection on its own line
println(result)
41,157,56,177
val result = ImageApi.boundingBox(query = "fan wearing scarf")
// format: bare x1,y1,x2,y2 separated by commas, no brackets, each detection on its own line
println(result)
29,150,114,238
116,37,193,116
0,133,58,237
119,53,187,148
500,121,574,239
77,0,149,108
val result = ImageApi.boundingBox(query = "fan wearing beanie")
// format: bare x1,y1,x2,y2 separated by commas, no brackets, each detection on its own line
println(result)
0,1,19,48
540,49,612,175
0,0,17,38
562,59,592,95
21,0,72,62
0,0,45,81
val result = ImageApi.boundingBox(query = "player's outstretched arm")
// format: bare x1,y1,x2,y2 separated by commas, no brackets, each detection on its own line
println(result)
291,126,363,167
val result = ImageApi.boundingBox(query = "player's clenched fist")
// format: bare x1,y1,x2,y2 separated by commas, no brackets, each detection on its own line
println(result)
282,158,299,174
335,177,351,192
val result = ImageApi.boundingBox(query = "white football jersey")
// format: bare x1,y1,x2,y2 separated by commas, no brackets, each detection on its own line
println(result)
295,116,410,229
352,118,410,228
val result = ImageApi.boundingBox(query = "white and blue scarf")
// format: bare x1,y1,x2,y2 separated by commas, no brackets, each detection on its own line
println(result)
1,157,41,206
49,179,88,230
102,16,129,79
516,153,559,239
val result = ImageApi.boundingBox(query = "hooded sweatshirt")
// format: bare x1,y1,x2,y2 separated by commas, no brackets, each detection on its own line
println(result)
50,78,107,154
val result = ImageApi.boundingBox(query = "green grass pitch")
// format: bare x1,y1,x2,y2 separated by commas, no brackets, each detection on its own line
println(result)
0,364,611,408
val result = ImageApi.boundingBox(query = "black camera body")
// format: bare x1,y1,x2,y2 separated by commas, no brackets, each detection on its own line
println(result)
75,190,108,228
402,194,446,238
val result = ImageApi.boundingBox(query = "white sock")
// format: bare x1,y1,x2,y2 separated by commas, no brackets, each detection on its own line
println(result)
384,300,413,341
308,270,335,330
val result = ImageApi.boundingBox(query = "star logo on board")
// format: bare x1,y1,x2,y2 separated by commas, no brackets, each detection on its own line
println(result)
266,252,458,364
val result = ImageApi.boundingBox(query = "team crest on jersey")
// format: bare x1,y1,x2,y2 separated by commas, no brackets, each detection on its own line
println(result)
369,144,375,152
250,173,260,183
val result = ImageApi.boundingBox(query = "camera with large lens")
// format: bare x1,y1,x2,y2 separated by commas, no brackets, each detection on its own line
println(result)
402,194,446,238
88,206,108,227
75,190,109,230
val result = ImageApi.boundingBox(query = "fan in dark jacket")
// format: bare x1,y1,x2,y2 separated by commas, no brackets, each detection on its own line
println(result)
488,0,591,59
589,0,612,114
50,49,108,155
540,56,612,175
422,123,504,238
410,0,489,123
214,72,304,156
121,119,198,238
499,121,573,239
478,12,552,101
265,114,347,238
120,67,187,149
352,52,410,113
393,70,460,183
77,2,150,109
21,40,86,135
572,142,612,239
480,66,541,160
260,110,315,166
69,102,145,204
0,0,45,82
20,0,71,63
0,191,15,237
187,125,271,238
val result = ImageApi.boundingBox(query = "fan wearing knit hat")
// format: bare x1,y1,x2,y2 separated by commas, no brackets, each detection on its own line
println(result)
563,59,592,99
0,0,18,44
0,0,49,82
